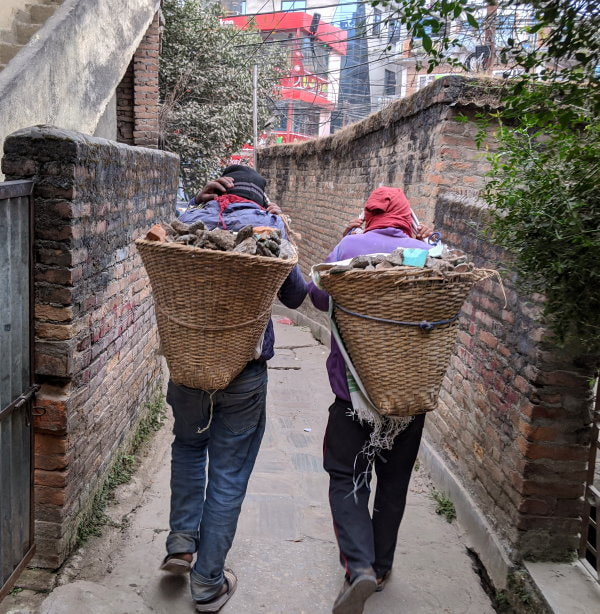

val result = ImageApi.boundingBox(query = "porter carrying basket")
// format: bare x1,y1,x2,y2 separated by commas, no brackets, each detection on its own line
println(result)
319,266,489,417
136,240,297,390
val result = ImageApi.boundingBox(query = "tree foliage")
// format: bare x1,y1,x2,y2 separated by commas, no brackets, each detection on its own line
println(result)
486,118,600,348
159,0,286,192
376,0,600,352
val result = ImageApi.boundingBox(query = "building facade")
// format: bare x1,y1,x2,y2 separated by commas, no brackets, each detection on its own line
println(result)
221,1,347,152
388,4,538,97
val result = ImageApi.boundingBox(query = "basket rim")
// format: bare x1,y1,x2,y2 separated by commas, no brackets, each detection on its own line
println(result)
135,238,298,265
319,265,489,284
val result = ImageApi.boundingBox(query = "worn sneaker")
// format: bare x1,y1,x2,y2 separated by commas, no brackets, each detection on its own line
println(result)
195,568,237,613
332,573,377,614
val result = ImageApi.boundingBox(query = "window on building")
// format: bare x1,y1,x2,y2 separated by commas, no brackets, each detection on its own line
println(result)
492,68,524,79
388,20,400,45
418,75,436,89
291,105,320,137
495,14,515,50
300,37,329,74
272,103,289,132
418,17,447,39
373,9,382,36
397,68,405,96
384,69,396,96
281,0,307,11
221,0,246,15
417,73,450,89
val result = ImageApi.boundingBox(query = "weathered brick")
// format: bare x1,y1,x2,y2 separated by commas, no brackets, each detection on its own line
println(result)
3,38,173,566
518,497,554,516
517,437,590,462
254,77,597,567
35,304,74,322
35,469,70,488
35,486,67,507
116,11,159,148
35,452,70,471
518,421,561,443
35,434,68,456
33,398,68,434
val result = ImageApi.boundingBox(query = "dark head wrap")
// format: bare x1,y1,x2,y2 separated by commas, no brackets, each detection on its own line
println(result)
221,165,267,207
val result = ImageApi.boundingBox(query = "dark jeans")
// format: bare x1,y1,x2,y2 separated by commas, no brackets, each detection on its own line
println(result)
166,360,268,602
323,397,425,582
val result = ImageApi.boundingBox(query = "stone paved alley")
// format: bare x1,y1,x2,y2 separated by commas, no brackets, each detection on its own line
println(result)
2,320,494,614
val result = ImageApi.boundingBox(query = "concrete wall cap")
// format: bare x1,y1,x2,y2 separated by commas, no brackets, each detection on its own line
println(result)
0,0,161,162
259,76,503,160
4,125,179,161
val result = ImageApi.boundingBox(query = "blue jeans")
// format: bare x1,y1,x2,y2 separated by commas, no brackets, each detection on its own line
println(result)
165,360,268,602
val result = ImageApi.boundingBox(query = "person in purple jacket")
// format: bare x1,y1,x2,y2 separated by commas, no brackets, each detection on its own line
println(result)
160,166,307,613
308,187,433,614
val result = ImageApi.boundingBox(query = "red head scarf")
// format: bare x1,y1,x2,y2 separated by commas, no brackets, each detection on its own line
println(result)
215,193,265,229
363,187,413,237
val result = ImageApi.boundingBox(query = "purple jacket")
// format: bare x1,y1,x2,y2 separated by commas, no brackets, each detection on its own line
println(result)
308,228,431,401
180,198,307,362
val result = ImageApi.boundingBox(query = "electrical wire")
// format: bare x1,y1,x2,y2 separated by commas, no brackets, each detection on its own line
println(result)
219,0,372,20
212,3,539,140
220,0,535,83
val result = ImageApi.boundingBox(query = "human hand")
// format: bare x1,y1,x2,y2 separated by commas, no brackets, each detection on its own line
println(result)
415,222,434,241
342,217,364,237
266,202,282,215
194,177,234,204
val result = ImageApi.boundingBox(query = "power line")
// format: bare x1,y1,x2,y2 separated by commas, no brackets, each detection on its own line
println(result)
231,19,393,48
227,18,531,100
181,4,539,144
225,10,536,38
221,0,372,20
264,21,538,72
221,2,339,86
261,46,409,82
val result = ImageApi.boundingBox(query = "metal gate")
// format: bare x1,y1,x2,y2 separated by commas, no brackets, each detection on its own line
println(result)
0,180,36,600
580,381,600,583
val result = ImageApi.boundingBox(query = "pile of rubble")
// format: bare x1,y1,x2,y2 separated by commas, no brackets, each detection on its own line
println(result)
145,220,296,259
329,247,474,274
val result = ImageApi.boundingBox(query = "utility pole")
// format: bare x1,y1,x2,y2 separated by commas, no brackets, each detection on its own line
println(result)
252,63,258,168
484,2,498,73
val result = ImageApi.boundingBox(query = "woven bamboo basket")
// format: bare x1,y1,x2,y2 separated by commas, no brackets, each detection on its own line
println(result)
136,239,297,390
319,266,489,417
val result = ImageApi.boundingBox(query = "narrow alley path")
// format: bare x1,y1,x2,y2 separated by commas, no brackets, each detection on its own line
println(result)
7,320,494,614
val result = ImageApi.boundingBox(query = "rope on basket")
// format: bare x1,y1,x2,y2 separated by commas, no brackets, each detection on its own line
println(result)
197,390,217,434
155,304,272,332
334,303,460,331
280,213,301,247
482,268,508,308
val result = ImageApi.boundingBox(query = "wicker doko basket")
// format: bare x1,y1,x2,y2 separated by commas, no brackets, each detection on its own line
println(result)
136,239,297,390
319,266,487,417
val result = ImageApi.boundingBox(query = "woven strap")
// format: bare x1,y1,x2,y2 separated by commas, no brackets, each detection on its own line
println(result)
155,303,272,332
334,303,459,332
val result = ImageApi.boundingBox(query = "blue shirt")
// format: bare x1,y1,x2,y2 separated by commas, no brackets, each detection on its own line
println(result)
180,198,307,361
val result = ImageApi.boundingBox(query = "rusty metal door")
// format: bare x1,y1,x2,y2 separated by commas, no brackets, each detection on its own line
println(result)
0,180,36,600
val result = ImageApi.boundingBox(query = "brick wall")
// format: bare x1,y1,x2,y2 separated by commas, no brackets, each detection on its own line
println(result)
116,60,135,144
433,195,595,561
2,126,179,568
116,11,160,148
258,76,595,567
259,76,496,287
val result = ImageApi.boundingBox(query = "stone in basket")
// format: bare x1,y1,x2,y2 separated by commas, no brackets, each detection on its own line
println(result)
136,235,297,390
319,263,490,417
